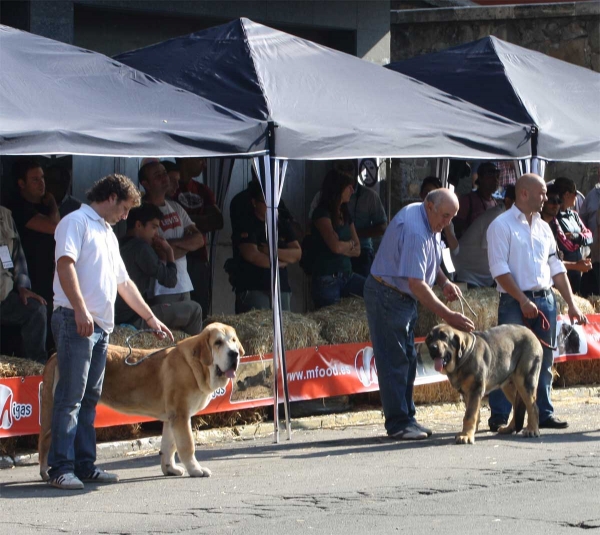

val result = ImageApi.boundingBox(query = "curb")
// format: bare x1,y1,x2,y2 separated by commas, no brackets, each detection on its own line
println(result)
2,386,598,470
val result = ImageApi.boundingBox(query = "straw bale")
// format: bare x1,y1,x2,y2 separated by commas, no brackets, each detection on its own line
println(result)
553,290,594,315
415,287,499,337
587,295,600,313
0,355,44,379
206,309,323,355
554,359,600,387
109,326,189,349
413,380,461,405
96,424,142,442
308,298,370,345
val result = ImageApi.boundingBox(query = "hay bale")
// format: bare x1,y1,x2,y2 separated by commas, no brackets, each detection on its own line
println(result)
0,355,44,378
587,295,600,313
414,380,461,405
553,290,594,315
554,359,600,387
308,298,370,344
415,287,499,337
110,326,188,349
206,309,323,355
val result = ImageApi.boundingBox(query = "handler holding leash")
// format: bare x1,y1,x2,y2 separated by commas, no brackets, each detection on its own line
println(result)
486,173,587,432
48,175,173,490
364,188,475,441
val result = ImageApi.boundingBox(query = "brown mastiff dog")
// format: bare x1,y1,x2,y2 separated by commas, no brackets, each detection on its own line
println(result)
425,324,543,444
39,322,243,479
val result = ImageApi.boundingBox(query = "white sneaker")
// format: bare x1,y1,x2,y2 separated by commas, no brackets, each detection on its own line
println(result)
389,424,428,441
80,468,119,483
48,473,84,490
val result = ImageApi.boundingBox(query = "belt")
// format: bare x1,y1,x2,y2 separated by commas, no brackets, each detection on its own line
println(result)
522,288,552,299
372,276,414,300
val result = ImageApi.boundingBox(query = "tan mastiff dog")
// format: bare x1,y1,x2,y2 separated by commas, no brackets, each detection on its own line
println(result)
39,322,243,479
425,324,543,444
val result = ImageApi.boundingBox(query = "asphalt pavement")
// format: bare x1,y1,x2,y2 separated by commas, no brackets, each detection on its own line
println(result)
1,388,599,535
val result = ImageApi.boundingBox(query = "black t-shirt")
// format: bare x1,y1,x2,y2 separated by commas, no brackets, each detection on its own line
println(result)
8,196,55,303
233,214,296,293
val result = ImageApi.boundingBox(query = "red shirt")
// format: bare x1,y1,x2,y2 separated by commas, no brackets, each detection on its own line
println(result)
174,179,216,262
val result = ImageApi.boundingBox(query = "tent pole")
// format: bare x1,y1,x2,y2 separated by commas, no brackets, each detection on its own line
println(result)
531,126,540,176
265,121,292,443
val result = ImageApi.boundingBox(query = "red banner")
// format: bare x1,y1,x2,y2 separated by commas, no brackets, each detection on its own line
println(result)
2,314,599,438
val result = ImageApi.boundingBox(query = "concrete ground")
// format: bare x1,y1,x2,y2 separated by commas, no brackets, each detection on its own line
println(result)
1,387,599,535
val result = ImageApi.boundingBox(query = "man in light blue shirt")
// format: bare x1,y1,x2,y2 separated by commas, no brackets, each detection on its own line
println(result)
365,188,474,440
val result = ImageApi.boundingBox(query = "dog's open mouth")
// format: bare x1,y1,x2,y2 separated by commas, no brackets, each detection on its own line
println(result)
432,353,451,373
216,364,237,379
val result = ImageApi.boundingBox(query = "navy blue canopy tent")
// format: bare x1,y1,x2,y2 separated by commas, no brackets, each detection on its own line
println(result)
387,36,600,165
0,25,268,158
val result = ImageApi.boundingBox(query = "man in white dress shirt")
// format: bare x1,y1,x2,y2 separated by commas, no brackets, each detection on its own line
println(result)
486,174,587,432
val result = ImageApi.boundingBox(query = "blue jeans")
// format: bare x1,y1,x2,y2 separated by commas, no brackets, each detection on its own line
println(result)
48,307,109,479
364,275,419,435
312,271,366,309
488,292,557,423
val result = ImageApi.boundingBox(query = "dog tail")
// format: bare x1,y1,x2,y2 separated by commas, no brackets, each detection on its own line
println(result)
513,394,526,433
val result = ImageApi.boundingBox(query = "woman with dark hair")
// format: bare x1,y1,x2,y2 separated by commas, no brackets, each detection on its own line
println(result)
554,177,593,294
310,170,365,309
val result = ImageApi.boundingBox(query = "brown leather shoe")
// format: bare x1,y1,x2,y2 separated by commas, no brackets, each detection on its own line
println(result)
539,416,568,429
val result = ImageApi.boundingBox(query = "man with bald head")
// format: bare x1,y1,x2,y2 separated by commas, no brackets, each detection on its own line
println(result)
487,173,587,432
365,188,475,440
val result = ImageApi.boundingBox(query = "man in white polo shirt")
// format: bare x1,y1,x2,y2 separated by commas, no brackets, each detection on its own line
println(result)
486,173,587,433
49,174,173,491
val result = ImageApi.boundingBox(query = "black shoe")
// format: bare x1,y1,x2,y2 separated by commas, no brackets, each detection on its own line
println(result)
488,417,508,432
539,416,569,429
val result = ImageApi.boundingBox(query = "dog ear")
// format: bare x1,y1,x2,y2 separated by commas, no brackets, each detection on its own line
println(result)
196,328,213,367
454,334,464,359
237,338,245,358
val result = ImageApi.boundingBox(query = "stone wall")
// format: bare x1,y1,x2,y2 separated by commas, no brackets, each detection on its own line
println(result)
389,2,600,209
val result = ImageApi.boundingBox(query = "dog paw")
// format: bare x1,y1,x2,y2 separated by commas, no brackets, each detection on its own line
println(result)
188,466,212,478
522,428,540,438
162,464,185,477
497,425,515,435
455,433,475,445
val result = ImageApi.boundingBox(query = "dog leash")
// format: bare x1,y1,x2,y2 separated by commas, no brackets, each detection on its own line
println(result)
522,310,557,351
457,293,478,318
124,329,177,366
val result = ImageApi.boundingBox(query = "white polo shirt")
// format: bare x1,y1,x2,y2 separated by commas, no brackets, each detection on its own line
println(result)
487,204,566,293
53,204,129,333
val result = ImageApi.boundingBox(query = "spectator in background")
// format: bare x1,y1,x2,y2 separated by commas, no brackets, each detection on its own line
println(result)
453,185,516,288
139,161,204,313
8,158,59,346
553,177,593,295
44,164,82,218
232,181,301,313
579,174,600,296
160,160,180,201
310,170,365,309
309,160,387,277
541,184,592,287
174,157,223,318
115,203,202,334
0,206,48,363
454,162,499,239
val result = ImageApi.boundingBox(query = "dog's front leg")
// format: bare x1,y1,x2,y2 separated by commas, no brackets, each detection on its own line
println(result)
160,421,184,476
456,389,482,444
171,416,211,478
